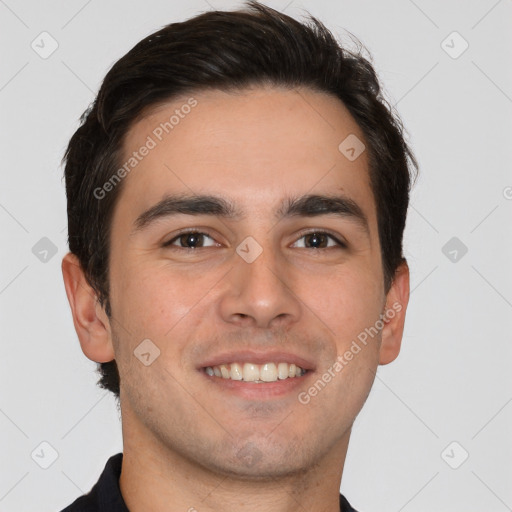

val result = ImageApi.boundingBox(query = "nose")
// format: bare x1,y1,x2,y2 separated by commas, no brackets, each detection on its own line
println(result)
218,241,302,330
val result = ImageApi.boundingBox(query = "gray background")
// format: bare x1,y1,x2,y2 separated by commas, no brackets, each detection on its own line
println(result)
1,0,511,511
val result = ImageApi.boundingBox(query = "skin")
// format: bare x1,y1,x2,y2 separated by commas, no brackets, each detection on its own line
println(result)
62,85,409,512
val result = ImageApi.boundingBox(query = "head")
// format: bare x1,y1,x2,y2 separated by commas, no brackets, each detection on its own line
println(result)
62,1,416,479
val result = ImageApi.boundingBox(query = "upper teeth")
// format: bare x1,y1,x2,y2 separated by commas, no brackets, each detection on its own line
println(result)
205,362,306,382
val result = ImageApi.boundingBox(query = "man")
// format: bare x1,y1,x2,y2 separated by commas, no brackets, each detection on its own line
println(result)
60,1,416,510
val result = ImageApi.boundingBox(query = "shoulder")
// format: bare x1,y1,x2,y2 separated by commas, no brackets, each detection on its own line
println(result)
58,453,126,512
340,493,360,512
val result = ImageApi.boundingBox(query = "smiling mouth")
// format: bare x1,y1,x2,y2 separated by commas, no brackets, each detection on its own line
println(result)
204,362,307,383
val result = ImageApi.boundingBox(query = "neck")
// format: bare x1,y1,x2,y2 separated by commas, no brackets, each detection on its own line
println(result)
119,407,350,512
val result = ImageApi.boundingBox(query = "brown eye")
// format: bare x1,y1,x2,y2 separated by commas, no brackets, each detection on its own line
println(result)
164,232,217,249
304,233,329,248
292,231,345,249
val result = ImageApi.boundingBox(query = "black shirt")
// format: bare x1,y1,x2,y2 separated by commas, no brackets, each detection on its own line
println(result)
60,453,358,512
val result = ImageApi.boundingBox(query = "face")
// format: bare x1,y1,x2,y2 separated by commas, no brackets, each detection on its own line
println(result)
83,86,408,479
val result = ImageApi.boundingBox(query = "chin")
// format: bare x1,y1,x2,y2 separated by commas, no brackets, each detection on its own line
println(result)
197,435,319,481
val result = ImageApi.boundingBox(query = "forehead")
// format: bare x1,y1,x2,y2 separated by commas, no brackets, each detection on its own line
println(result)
113,85,376,231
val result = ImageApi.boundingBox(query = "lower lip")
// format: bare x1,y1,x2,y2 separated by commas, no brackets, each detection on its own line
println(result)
201,370,312,400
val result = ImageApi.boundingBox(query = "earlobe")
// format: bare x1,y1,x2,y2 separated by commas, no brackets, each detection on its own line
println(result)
61,252,115,363
379,261,410,365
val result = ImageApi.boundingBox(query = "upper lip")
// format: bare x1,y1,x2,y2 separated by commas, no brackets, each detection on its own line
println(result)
198,350,316,371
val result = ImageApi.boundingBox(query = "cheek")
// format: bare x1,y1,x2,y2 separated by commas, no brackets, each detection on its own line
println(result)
108,264,192,385
111,261,224,343
301,264,384,342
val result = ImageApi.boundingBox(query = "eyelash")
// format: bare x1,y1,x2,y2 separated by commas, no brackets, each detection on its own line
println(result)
162,229,347,250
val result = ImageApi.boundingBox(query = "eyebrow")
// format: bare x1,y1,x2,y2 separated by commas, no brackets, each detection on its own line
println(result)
131,193,369,235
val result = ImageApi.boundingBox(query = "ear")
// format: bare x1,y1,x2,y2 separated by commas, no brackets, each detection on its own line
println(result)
61,252,115,363
379,261,410,365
